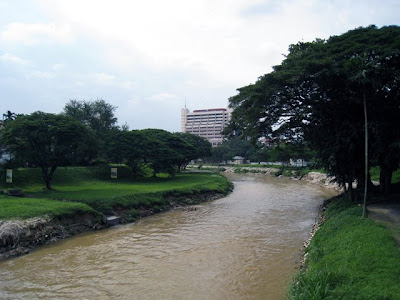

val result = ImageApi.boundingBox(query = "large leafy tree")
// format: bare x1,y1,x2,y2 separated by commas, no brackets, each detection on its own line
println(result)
174,132,212,168
1,112,90,189
106,129,148,176
63,99,117,135
63,99,118,162
141,129,192,176
226,25,400,200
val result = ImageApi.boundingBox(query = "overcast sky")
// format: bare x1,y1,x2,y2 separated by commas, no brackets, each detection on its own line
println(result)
0,0,399,132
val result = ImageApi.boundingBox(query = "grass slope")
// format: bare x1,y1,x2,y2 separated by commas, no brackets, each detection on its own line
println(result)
28,172,232,213
0,195,97,220
0,167,232,218
288,196,400,299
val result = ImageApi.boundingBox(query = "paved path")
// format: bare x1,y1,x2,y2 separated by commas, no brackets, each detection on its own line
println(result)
368,201,400,247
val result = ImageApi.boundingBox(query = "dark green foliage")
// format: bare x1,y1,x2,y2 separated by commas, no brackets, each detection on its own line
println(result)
63,99,118,163
174,132,212,168
1,112,92,189
105,130,147,176
226,25,400,197
63,99,118,136
140,129,190,176
103,129,211,177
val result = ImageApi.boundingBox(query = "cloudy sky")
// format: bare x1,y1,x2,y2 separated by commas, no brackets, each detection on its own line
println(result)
0,0,399,132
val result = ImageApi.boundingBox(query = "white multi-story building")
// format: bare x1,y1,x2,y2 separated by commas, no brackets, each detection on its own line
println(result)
181,107,231,147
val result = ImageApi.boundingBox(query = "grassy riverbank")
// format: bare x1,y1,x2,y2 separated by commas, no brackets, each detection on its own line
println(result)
287,196,400,299
0,166,232,219
0,195,98,220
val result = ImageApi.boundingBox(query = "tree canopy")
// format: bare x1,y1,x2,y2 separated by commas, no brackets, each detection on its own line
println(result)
63,99,118,163
226,25,400,197
1,112,90,189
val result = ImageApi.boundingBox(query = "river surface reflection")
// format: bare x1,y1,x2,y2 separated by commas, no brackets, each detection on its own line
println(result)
0,174,336,300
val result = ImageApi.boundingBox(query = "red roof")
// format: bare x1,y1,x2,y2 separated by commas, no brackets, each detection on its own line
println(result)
193,108,227,112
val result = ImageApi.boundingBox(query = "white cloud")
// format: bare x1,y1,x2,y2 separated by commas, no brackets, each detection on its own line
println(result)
93,72,116,84
52,63,66,71
0,53,29,65
1,22,74,44
91,72,135,90
147,92,179,105
28,70,55,79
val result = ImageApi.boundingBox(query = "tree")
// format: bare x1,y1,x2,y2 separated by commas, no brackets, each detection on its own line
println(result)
174,132,212,168
226,25,400,202
106,129,147,176
2,111,16,122
63,99,118,162
63,99,118,135
1,112,90,189
140,129,191,176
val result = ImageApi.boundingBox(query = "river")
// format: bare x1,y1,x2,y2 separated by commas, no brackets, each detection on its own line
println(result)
0,174,336,300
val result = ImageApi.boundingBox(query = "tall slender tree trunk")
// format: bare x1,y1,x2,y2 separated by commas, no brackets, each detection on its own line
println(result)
362,88,368,218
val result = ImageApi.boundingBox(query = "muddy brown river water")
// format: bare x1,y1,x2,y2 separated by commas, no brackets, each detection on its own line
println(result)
0,174,336,299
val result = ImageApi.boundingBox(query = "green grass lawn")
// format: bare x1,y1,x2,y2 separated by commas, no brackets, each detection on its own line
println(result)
287,196,400,299
27,173,231,213
27,173,229,198
0,167,232,218
0,195,97,220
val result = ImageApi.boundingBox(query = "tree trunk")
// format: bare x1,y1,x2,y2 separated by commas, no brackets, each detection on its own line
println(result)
362,88,368,218
385,171,392,197
380,165,392,197
379,167,385,194
41,165,57,190
347,179,354,202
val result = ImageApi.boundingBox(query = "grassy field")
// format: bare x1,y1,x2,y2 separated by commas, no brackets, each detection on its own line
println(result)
0,195,97,220
287,196,400,299
0,167,232,218
370,167,400,184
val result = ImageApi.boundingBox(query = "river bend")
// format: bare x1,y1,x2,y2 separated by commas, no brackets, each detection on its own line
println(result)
0,174,336,299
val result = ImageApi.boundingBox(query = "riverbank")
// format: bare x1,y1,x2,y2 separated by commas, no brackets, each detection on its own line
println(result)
287,195,400,299
0,190,228,260
191,165,341,191
0,169,232,259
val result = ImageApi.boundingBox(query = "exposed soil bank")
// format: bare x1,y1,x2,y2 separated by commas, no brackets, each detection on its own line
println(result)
0,191,227,260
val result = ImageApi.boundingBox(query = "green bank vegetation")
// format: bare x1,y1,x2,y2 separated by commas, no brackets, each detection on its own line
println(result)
287,196,400,299
0,196,98,220
0,166,232,220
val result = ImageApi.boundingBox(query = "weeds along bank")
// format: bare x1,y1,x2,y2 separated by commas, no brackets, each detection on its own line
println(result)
0,166,233,259
287,196,400,299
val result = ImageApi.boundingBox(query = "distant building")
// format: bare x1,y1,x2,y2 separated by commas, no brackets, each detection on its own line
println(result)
181,107,231,147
